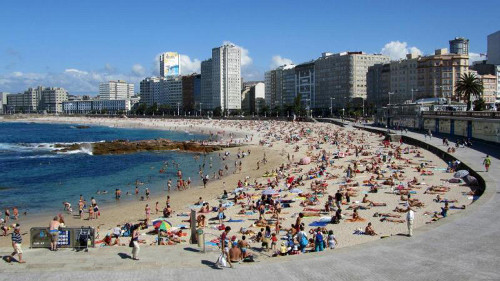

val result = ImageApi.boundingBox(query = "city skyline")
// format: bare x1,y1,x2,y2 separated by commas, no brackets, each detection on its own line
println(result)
1,0,498,94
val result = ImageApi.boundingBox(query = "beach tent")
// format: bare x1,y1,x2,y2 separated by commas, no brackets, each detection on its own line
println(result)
299,157,311,165
454,170,469,178
464,175,478,186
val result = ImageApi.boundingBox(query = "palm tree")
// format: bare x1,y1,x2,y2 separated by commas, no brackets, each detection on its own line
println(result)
455,73,483,111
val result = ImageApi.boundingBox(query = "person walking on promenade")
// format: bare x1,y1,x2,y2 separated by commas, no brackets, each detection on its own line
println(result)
407,207,415,237
483,155,491,172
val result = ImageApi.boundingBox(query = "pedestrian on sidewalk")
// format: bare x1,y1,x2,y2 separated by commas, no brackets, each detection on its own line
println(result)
483,155,491,172
428,129,432,140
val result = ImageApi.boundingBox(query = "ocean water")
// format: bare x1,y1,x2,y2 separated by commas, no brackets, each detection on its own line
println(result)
0,122,222,214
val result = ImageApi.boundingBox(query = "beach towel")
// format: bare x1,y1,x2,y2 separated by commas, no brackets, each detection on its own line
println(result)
309,221,329,227
227,219,244,223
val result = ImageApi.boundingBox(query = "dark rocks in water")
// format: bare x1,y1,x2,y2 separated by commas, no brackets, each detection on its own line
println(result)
55,138,230,155
75,125,90,129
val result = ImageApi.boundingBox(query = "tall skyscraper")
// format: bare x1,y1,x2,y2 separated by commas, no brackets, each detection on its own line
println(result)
449,37,469,55
487,30,500,65
160,52,181,77
200,59,213,110
211,44,241,112
140,77,161,106
99,80,134,100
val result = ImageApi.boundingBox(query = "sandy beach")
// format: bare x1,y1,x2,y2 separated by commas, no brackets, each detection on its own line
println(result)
0,116,474,264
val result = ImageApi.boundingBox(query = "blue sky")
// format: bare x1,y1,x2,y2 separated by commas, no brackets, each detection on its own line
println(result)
1,0,499,94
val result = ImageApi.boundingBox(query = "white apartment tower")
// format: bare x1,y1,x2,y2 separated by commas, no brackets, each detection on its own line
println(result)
212,44,242,111
99,80,134,100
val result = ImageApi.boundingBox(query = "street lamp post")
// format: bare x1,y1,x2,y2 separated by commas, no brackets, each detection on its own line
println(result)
388,92,394,128
199,103,203,117
177,102,180,116
410,88,419,103
330,97,335,117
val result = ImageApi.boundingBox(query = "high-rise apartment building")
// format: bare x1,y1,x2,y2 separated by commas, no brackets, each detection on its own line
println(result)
417,48,469,101
139,77,161,106
211,44,241,111
389,53,420,104
241,81,265,114
163,76,183,108
182,74,196,112
0,92,9,114
160,52,181,77
449,37,469,55
314,52,390,111
295,62,315,108
367,63,391,107
264,64,295,109
478,74,497,106
41,87,68,113
487,30,500,65
6,86,67,113
99,80,134,100
200,59,213,110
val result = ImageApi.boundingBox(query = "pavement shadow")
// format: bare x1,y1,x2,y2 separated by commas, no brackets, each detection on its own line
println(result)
201,259,221,269
183,247,200,253
395,233,410,237
118,252,132,259
2,255,15,263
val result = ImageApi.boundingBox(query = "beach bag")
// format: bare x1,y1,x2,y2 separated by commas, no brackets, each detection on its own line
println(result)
129,239,134,248
216,253,227,268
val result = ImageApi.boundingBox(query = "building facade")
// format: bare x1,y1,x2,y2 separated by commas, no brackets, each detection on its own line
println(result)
479,74,497,106
449,37,469,55
139,77,161,106
367,63,391,107
389,53,420,104
63,100,130,114
314,52,390,111
41,87,68,113
164,76,183,109
182,75,196,112
0,92,8,114
200,59,213,110
417,48,469,102
99,80,134,100
241,81,265,114
487,30,500,65
212,44,241,112
295,62,315,108
6,86,67,113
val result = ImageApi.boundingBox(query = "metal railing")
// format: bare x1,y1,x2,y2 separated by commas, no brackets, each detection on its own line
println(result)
423,111,500,119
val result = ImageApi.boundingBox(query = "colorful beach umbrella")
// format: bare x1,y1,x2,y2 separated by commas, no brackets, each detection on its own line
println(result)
153,220,172,231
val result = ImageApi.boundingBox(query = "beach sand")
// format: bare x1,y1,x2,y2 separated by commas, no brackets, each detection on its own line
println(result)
0,116,473,262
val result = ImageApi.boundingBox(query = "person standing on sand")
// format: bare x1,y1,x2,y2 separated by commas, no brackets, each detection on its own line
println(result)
49,216,61,251
4,208,10,224
407,207,414,237
13,207,18,220
7,224,25,263
483,155,491,172
131,225,140,260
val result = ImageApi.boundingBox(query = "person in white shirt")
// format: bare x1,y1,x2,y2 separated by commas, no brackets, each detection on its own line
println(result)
407,208,415,237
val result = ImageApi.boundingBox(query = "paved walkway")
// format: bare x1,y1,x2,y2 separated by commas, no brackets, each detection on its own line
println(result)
2,122,499,281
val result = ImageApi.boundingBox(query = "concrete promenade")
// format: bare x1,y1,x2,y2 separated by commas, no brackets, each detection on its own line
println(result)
2,122,499,281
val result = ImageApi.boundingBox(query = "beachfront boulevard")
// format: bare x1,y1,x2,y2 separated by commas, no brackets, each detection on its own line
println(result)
0,117,498,280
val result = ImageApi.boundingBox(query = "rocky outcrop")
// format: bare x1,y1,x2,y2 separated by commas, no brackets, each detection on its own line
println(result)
56,139,225,155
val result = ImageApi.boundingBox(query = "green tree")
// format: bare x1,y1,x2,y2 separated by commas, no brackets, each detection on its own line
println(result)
260,104,269,116
293,94,302,116
455,73,483,111
213,106,222,117
473,98,486,111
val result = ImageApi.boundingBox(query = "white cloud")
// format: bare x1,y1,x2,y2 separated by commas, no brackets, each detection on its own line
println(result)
131,64,145,76
270,55,293,69
179,55,201,74
0,67,144,95
381,41,422,60
468,52,484,65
